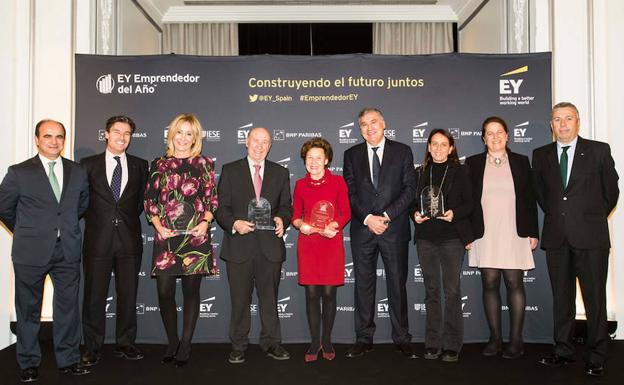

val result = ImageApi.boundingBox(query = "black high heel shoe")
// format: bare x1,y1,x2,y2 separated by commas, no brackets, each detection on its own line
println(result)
174,341,191,367
162,342,179,364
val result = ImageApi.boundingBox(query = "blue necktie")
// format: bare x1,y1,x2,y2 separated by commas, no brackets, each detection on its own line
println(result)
111,156,122,201
372,147,381,189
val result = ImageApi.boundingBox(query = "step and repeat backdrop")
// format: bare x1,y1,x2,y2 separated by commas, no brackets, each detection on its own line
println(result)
75,53,552,344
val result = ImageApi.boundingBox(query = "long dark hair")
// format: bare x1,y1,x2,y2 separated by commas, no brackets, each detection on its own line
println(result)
421,128,460,169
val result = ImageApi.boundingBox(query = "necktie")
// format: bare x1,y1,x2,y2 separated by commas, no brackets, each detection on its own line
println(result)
111,156,122,201
560,146,570,189
372,147,381,189
48,161,61,202
253,164,262,200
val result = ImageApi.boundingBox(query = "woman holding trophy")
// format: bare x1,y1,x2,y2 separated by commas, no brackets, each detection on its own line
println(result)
411,129,473,363
144,113,218,366
465,116,538,359
292,138,351,362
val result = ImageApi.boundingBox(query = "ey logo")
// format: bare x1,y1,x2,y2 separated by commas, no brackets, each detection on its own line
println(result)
499,66,527,94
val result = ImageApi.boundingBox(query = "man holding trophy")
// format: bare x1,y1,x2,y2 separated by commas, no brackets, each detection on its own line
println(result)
216,127,293,364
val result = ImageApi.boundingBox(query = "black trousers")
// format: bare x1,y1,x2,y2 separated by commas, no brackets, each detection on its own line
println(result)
546,239,609,365
82,231,141,352
13,239,81,369
226,254,283,352
351,237,411,345
416,238,465,352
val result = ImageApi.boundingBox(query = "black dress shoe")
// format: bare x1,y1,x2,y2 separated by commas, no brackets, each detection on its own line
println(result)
538,354,575,367
265,345,290,360
81,350,101,367
585,363,605,377
228,350,245,364
345,342,373,358
113,345,144,360
423,348,441,360
174,341,191,367
20,367,38,383
396,343,419,359
58,363,90,376
161,342,180,364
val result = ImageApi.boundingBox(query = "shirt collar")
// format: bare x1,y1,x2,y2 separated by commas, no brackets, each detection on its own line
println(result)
106,149,126,161
38,153,61,165
366,136,386,151
557,136,578,151
247,156,265,168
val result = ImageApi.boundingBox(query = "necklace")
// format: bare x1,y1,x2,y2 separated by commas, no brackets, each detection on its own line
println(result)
429,163,449,198
487,153,508,168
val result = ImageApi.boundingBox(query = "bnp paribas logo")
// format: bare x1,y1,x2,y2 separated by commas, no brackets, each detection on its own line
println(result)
96,74,115,94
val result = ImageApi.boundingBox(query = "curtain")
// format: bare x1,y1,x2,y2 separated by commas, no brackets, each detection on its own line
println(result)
373,22,453,54
163,23,238,56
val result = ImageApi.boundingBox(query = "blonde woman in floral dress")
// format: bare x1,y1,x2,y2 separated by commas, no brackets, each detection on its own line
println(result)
144,113,218,367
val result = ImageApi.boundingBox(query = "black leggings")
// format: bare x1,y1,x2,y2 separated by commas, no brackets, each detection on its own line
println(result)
305,285,338,351
480,268,525,345
156,275,203,347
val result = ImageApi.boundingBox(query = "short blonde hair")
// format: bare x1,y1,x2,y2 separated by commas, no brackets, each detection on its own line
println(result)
165,113,203,157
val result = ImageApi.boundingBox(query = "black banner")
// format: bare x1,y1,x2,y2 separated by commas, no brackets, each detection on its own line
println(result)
75,53,552,344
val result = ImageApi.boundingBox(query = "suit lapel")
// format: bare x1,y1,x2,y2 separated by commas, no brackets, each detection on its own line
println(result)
59,157,73,203
378,139,393,188
119,155,135,202
566,137,587,191
473,153,487,200
239,158,256,200
358,143,374,188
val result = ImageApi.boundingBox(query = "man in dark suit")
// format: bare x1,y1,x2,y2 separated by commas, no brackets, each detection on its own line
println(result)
216,127,293,364
0,119,90,382
533,102,619,377
343,107,418,358
79,116,148,366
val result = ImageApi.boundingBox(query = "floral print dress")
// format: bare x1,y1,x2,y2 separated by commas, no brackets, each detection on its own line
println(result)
144,156,218,276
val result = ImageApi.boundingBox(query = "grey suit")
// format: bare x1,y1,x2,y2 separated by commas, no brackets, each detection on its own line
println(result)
0,155,89,369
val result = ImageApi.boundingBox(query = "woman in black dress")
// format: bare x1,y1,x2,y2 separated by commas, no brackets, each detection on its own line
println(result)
144,113,218,366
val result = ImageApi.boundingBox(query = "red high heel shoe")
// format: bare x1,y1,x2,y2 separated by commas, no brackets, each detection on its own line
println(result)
322,346,336,361
304,346,321,363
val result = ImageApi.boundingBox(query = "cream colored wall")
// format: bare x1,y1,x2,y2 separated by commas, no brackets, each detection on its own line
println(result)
459,0,506,53
119,1,162,55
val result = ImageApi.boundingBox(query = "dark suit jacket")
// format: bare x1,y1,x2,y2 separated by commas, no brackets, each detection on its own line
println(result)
532,137,619,249
80,152,148,258
216,158,293,263
0,156,89,266
343,139,416,244
466,151,539,240
411,162,474,246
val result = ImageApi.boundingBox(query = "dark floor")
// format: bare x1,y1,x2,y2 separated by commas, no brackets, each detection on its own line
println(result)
1,342,622,385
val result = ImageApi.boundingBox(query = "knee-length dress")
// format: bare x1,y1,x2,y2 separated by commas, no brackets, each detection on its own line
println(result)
468,160,534,270
293,170,351,285
144,156,218,276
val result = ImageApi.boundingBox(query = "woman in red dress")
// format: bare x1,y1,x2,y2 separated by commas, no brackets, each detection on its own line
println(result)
292,138,351,362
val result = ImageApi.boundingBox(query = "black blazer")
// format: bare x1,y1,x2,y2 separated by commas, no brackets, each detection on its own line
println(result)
80,152,149,258
343,139,416,244
410,162,474,246
216,158,293,263
465,151,539,240
0,156,89,266
532,136,619,249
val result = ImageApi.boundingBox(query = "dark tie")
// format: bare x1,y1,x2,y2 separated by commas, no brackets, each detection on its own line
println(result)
372,147,381,189
111,156,122,201
560,146,570,189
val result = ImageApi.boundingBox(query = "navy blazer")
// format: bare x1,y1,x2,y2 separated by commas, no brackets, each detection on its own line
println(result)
216,158,293,263
532,137,619,249
343,138,416,244
465,151,539,240
0,156,89,266
81,152,148,258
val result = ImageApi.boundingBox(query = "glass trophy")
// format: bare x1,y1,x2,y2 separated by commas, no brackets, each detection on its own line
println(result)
171,201,196,235
248,197,275,230
420,185,445,218
308,200,335,230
